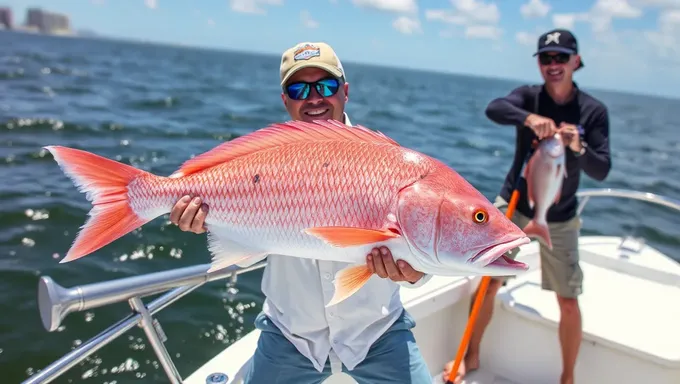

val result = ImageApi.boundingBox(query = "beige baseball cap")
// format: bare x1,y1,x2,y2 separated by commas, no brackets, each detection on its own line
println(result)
280,42,346,86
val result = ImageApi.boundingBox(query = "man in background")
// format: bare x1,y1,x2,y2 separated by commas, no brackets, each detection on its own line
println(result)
170,41,433,383
445,29,611,384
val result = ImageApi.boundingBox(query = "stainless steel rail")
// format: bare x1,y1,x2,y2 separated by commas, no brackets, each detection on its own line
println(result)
22,188,680,384
576,188,680,216
23,261,266,384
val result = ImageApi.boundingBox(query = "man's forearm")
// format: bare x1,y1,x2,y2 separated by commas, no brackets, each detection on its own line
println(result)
579,109,612,181
578,147,611,181
485,97,533,127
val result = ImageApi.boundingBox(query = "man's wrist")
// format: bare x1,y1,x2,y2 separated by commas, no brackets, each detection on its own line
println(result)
572,140,587,156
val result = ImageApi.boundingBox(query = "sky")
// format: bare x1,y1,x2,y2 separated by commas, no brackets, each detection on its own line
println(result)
4,0,680,99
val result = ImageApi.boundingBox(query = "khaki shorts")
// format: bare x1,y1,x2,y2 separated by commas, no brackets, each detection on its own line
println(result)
493,195,583,298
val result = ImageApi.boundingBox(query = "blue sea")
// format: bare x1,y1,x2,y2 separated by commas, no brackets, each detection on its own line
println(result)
1,31,678,383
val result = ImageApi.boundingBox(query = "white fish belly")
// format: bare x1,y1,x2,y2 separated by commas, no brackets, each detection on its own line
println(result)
530,157,564,220
206,223,417,266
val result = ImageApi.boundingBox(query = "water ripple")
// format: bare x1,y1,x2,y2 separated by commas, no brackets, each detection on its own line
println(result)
0,31,679,383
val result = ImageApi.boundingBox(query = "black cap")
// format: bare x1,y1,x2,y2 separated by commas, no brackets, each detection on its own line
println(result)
533,29,584,70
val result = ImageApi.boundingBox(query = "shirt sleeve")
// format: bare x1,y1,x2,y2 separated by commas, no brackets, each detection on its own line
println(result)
398,272,433,288
579,105,612,181
485,85,534,127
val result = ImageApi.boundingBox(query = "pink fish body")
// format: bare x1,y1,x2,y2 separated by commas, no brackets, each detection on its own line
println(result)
522,133,567,250
45,120,530,306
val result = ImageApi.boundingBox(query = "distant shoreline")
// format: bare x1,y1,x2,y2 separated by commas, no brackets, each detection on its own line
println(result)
1,29,674,102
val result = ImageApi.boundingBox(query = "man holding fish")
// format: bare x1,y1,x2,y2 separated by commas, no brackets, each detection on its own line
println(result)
445,29,612,384
168,42,436,383
45,41,531,382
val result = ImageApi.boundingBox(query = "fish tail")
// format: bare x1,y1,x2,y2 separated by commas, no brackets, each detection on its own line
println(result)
44,145,161,263
522,219,552,250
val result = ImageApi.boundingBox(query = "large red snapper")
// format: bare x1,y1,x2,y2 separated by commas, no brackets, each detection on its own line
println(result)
44,120,530,307
522,132,567,250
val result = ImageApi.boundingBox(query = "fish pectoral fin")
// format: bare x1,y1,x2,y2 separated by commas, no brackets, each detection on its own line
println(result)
303,227,400,247
206,230,267,273
326,264,374,307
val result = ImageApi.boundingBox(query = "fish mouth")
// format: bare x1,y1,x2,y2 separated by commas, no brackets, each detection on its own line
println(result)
487,254,529,270
469,237,531,268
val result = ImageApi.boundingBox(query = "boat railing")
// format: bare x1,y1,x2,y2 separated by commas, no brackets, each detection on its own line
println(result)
22,188,680,384
576,188,680,216
22,260,267,384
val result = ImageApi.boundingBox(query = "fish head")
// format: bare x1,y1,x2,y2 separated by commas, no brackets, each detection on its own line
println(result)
543,133,566,159
396,175,530,275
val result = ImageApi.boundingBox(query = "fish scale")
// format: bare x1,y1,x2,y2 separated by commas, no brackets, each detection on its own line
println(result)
126,140,429,250
44,119,531,307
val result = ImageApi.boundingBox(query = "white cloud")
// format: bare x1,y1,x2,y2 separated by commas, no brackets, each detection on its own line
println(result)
643,10,680,61
547,1,680,84
207,18,215,27
515,31,537,45
425,0,502,40
610,2,680,66
144,0,157,9
351,0,417,14
466,25,502,39
631,0,680,8
594,0,642,17
552,0,641,33
393,16,422,34
300,10,319,29
230,0,283,14
520,0,550,19
425,9,468,24
552,13,581,29
424,0,500,25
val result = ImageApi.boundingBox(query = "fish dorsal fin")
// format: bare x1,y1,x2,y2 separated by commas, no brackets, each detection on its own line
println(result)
169,119,400,178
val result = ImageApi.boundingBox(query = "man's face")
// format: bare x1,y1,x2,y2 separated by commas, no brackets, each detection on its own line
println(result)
537,51,581,85
281,67,349,122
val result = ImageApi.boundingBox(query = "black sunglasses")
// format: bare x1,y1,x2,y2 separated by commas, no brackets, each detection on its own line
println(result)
538,52,571,65
284,77,342,100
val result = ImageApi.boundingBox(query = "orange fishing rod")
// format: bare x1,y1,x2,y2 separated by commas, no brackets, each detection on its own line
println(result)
445,140,536,384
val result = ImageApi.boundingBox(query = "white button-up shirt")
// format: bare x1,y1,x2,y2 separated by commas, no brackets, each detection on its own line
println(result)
238,113,432,373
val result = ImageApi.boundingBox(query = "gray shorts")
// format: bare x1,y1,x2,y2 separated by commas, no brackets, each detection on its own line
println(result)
493,195,583,298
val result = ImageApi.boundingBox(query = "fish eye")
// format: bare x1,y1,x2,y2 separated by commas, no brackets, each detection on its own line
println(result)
472,209,488,224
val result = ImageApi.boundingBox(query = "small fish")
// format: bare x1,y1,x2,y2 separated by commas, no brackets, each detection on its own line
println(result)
522,132,567,250
44,120,531,307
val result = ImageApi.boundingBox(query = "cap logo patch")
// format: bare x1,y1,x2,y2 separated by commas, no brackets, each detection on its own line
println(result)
293,44,320,61
545,32,560,45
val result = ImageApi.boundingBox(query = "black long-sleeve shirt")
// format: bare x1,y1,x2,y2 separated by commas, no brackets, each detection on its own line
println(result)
485,83,612,222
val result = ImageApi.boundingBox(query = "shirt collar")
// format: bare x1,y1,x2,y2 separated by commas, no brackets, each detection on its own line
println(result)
343,112,352,126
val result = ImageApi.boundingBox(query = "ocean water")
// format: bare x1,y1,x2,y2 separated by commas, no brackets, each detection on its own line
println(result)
1,31,679,383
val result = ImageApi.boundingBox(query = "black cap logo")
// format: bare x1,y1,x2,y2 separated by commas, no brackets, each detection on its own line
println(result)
545,31,560,45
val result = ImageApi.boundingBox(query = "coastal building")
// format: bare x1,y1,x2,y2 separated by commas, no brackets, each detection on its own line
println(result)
25,8,71,34
0,7,12,29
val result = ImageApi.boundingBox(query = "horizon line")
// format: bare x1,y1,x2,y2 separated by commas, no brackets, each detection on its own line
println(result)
2,28,677,102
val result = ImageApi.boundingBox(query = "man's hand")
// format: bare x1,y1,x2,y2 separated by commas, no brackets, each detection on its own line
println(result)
366,246,424,284
557,122,583,153
169,195,208,234
524,113,557,139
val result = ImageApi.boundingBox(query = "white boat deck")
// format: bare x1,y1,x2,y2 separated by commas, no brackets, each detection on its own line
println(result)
185,234,680,384
479,236,680,384
501,237,680,365
437,369,517,384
